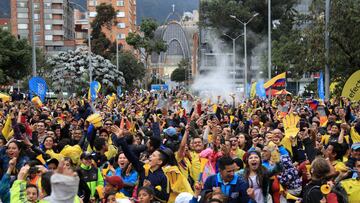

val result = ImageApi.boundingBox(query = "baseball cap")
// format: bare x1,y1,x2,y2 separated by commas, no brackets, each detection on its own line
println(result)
351,143,360,151
80,152,93,160
164,127,177,137
105,176,124,190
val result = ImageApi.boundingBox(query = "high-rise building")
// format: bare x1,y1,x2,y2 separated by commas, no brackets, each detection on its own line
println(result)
10,0,75,55
87,0,136,50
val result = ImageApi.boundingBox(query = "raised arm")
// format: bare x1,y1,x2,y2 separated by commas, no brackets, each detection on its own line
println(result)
111,125,144,173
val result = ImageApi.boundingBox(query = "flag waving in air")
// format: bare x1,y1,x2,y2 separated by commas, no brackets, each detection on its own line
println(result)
88,81,101,102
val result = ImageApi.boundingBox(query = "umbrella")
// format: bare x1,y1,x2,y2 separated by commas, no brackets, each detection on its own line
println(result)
275,89,292,95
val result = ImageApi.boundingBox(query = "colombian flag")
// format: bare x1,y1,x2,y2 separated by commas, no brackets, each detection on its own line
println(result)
306,99,319,110
264,72,286,96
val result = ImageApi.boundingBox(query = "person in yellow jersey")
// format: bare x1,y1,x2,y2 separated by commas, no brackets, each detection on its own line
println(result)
350,121,360,144
339,159,360,203
325,142,348,173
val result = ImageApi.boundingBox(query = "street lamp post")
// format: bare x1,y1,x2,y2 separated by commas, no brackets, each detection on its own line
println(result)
30,0,36,76
69,1,94,84
116,35,119,70
223,33,243,92
324,0,331,100
230,13,259,98
268,0,271,80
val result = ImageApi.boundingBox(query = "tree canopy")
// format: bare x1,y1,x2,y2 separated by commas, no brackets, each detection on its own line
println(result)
90,3,117,59
48,48,124,94
113,51,145,88
271,0,360,94
126,18,167,66
0,29,32,83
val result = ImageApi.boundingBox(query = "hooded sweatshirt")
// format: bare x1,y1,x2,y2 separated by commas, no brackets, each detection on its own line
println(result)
42,173,80,203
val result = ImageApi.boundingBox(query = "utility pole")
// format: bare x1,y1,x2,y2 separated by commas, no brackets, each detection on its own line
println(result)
30,0,36,76
324,0,331,100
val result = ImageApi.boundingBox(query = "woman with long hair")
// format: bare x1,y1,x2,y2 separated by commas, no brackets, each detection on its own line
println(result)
241,150,280,203
107,151,138,197
0,140,29,176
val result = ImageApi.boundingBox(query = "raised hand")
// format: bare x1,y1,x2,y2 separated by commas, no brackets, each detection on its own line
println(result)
17,165,30,180
110,125,124,138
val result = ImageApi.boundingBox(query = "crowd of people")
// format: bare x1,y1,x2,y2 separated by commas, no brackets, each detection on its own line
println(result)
0,88,359,203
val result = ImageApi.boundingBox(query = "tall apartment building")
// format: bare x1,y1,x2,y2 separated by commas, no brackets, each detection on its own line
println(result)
10,0,75,55
88,0,136,50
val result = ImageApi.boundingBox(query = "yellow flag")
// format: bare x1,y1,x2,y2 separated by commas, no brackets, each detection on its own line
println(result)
250,82,257,98
212,104,217,113
2,115,14,140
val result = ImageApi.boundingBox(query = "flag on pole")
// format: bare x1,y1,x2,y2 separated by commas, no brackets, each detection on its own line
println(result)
264,72,286,96
88,81,101,102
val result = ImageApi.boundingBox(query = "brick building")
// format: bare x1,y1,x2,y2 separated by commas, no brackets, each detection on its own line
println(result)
87,0,136,50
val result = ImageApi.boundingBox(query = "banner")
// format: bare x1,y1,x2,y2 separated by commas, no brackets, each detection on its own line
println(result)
89,81,101,102
256,79,266,99
342,70,360,102
29,77,47,102
318,72,325,100
151,84,169,91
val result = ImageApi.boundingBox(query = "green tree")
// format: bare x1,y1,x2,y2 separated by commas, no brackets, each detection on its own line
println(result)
271,0,360,95
90,3,117,59
171,68,186,82
0,29,32,83
126,18,167,69
113,50,145,88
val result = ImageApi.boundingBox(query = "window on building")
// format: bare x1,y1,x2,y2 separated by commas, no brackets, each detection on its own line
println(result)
89,12,97,17
44,3,51,9
17,13,28,18
44,14,52,19
117,23,125,28
16,2,27,8
116,0,124,6
89,0,97,6
18,24,28,30
117,33,126,39
19,34,28,39
35,35,41,41
45,35,53,41
34,14,40,20
34,3,40,10
34,24,41,32
45,24,52,30
117,11,125,18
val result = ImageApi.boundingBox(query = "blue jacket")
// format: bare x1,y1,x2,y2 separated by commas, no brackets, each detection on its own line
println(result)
203,173,253,203
107,167,138,197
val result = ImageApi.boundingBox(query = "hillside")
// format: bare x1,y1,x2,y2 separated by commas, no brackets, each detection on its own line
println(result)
136,0,199,24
